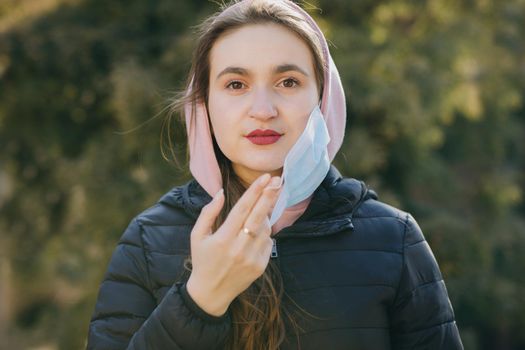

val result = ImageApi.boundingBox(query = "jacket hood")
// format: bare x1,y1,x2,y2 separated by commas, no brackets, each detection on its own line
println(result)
159,166,378,238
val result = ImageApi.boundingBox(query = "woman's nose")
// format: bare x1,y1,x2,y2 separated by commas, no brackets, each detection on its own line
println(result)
248,89,277,120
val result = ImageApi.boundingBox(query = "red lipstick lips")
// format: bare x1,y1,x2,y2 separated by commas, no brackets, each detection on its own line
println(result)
246,129,282,145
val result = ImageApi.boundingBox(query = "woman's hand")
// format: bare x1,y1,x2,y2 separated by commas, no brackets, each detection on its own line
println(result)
186,173,281,316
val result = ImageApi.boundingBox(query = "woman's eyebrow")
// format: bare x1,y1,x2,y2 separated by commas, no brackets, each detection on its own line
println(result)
274,64,309,76
216,67,249,80
215,64,309,81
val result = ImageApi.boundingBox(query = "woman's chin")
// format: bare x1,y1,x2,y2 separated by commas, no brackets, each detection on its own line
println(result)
247,161,284,174
232,160,284,177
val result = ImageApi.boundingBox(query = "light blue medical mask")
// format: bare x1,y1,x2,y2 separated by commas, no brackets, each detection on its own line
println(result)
269,104,331,225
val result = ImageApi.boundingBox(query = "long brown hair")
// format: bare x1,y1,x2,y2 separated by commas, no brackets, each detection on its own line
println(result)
165,1,326,349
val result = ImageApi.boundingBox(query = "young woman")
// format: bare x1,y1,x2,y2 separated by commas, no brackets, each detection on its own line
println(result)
87,1,464,349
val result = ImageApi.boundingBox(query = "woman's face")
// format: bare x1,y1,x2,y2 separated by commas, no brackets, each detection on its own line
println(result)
208,23,320,186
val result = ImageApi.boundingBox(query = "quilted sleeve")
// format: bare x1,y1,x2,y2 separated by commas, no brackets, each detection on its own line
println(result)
87,218,232,350
389,214,464,350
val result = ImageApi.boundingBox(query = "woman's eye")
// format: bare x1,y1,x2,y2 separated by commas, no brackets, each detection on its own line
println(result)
226,81,245,90
280,78,299,88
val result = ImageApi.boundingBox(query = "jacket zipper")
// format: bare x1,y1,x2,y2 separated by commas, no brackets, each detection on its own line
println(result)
269,215,356,260
271,238,278,258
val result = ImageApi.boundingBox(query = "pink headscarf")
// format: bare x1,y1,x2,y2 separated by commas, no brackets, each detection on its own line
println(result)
184,0,346,232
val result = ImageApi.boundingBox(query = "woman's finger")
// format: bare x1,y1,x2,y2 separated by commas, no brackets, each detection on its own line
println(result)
242,176,281,237
231,215,271,269
219,173,271,237
191,189,224,240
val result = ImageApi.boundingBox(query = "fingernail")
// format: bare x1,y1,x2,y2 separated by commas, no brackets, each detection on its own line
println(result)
267,176,281,189
258,173,271,185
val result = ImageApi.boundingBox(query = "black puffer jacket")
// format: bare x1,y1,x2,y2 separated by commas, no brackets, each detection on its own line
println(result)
87,166,463,350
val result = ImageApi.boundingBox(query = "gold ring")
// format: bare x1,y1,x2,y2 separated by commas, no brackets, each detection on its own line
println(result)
242,227,256,238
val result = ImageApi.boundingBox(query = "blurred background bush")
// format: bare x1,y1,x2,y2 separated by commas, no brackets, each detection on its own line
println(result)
0,0,523,349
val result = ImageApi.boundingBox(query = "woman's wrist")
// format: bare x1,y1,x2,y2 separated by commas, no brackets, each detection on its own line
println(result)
186,276,231,317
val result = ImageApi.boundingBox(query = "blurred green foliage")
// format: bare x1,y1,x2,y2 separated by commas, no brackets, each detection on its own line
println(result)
0,0,523,349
